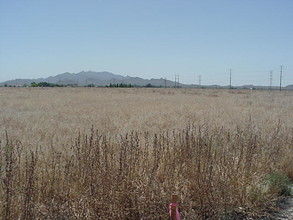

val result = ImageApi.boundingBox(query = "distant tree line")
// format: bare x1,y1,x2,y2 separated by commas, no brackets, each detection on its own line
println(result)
107,83,162,88
31,82,64,87
107,83,133,88
2,82,179,88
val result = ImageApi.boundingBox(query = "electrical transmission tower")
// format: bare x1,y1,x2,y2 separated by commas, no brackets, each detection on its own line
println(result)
174,75,179,88
229,69,232,89
270,71,273,90
174,75,176,88
279,66,283,91
199,75,201,87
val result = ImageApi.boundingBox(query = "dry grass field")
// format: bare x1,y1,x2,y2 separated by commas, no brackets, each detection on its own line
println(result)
0,87,293,219
1,87,292,146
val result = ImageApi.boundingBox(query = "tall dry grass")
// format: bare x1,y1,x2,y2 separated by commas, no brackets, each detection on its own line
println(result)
0,87,292,219
1,87,292,147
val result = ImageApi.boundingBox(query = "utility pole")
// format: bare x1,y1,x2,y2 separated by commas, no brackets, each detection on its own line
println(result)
229,69,232,89
280,66,283,91
199,75,201,87
164,78,167,88
174,75,179,88
174,75,176,88
270,71,273,90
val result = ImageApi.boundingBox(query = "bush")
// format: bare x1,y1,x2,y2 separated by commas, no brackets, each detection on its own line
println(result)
264,173,292,196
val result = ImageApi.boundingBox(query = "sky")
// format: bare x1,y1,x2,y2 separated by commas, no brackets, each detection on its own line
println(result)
0,0,292,86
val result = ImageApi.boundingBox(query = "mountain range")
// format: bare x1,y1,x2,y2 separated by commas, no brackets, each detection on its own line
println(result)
1,71,292,90
0,71,178,87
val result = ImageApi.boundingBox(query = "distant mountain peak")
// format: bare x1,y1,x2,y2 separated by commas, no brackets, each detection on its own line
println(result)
0,71,169,87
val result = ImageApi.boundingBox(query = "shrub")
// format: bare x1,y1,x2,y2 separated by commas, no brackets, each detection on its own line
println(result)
264,172,292,196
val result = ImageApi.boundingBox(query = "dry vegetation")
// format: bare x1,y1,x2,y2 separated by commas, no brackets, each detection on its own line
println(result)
0,87,292,219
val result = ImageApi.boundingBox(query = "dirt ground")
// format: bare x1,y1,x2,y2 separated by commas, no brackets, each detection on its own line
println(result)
274,197,293,219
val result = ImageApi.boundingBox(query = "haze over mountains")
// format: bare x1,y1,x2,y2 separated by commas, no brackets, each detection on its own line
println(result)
1,71,292,90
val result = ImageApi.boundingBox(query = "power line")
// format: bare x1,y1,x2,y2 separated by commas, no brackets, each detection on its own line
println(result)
168,66,290,87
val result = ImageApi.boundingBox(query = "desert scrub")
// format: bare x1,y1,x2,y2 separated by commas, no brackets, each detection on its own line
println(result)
0,121,292,219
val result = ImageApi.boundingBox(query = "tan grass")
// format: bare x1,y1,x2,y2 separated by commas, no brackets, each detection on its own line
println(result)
1,88,292,146
0,87,292,219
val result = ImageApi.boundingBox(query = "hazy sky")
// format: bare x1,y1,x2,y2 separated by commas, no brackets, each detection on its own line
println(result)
0,0,292,86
